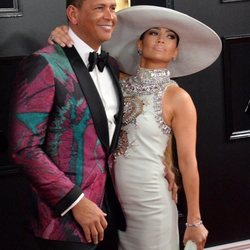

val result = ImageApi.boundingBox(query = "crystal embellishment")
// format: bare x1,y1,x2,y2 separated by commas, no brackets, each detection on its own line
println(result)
121,67,175,134
123,96,144,126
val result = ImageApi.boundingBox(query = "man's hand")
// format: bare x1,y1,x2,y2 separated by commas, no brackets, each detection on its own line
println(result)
165,168,178,203
72,197,108,245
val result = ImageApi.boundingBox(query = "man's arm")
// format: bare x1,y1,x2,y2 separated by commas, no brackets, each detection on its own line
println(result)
9,54,79,210
9,53,109,244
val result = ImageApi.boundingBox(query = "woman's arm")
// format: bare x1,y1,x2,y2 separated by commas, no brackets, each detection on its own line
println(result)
163,85,208,250
48,25,73,47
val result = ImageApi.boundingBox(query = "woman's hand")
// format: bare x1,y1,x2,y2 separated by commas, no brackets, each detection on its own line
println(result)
183,224,208,250
48,25,73,47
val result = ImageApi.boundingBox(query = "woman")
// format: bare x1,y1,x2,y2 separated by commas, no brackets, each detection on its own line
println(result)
48,6,221,250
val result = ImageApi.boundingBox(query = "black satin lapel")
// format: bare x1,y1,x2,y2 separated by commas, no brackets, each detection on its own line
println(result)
63,46,109,150
107,62,124,153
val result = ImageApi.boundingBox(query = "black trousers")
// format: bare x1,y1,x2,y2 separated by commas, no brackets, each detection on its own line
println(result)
36,190,119,250
36,233,118,250
36,238,97,250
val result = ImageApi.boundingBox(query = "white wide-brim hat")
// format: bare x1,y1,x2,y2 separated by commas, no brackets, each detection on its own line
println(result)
103,5,222,78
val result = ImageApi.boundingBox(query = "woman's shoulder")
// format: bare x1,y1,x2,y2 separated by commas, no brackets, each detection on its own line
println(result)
164,79,180,93
165,82,190,99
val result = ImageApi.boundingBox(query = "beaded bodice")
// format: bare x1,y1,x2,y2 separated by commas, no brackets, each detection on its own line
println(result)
121,67,173,95
120,67,176,133
115,67,177,158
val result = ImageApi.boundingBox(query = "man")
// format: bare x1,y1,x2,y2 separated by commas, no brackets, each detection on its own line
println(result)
9,0,126,249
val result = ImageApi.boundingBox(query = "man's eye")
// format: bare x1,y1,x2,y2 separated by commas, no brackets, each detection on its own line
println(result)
96,6,104,10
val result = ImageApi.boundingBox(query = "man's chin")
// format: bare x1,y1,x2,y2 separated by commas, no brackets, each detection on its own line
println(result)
101,35,113,44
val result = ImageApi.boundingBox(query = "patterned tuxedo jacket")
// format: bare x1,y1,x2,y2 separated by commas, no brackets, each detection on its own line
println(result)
9,44,125,242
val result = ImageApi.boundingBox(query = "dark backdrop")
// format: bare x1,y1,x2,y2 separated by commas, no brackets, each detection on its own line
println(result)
0,0,14,8
174,0,250,246
0,0,249,249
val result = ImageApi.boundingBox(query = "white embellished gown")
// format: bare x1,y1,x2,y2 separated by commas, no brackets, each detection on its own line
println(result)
114,68,179,250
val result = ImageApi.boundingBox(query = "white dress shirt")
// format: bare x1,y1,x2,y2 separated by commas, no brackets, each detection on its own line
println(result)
61,28,119,216
69,28,119,144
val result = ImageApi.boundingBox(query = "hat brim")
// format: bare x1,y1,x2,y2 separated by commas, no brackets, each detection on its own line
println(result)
103,5,222,78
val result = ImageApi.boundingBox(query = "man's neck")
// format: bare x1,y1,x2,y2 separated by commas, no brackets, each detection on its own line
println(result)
69,26,100,51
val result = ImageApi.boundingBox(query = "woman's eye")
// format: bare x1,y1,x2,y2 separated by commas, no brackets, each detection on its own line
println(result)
167,34,177,40
149,31,159,36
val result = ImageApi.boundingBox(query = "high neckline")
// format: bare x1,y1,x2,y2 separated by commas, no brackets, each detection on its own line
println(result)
133,67,171,87
121,67,172,95
135,66,170,78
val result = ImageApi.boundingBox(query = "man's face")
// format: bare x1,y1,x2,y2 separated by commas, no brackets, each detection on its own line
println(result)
68,0,117,50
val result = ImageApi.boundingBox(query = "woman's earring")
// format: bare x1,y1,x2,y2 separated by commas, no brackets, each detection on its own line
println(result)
137,49,142,55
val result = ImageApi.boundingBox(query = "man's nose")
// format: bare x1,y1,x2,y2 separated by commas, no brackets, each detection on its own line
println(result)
104,9,114,20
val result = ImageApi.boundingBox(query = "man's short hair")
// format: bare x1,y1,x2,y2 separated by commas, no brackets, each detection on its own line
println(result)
66,0,83,8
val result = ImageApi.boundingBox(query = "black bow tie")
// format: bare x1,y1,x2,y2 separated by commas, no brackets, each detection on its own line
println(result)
88,51,109,72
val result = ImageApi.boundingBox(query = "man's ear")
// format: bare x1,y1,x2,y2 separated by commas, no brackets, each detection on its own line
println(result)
66,5,78,25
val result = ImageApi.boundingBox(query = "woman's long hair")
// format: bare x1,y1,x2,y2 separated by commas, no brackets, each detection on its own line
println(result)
164,133,181,187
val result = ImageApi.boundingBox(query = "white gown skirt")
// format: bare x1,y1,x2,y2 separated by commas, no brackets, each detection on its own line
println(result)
115,156,179,250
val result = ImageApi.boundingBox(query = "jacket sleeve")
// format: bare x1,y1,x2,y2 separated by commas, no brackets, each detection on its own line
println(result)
9,53,82,215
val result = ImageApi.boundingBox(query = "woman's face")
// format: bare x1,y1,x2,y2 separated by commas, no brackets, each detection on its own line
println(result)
137,27,179,69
